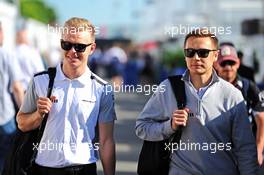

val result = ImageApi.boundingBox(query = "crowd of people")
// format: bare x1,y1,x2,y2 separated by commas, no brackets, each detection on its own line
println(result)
0,17,264,175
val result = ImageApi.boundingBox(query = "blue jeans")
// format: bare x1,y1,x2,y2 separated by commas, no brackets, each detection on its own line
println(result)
0,118,16,173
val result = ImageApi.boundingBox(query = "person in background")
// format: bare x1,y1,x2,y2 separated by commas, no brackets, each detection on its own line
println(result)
219,42,255,82
0,21,24,174
103,43,128,88
237,50,255,82
15,28,45,90
214,44,264,168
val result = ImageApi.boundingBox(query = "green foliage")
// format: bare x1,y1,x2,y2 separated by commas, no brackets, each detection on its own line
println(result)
20,0,57,24
162,48,186,70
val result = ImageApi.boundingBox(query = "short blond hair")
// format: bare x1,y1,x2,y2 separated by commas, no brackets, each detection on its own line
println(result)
63,17,95,41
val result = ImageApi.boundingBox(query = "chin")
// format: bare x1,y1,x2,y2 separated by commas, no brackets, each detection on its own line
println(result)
66,61,81,69
190,69,206,75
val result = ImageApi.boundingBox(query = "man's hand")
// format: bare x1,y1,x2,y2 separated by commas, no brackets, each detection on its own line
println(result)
17,96,53,132
99,122,116,175
171,108,189,130
37,97,52,116
256,112,264,166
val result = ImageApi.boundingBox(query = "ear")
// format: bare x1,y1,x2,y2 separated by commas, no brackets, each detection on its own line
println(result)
214,56,217,62
237,59,241,67
235,59,241,69
214,50,219,62
89,43,97,56
213,61,220,71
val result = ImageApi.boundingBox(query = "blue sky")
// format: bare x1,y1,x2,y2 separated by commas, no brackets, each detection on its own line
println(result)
45,0,145,26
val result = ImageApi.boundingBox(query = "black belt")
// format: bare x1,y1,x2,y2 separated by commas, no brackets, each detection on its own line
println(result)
33,163,97,175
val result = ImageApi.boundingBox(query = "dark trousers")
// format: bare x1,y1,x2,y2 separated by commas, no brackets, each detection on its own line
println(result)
32,163,97,175
0,118,16,174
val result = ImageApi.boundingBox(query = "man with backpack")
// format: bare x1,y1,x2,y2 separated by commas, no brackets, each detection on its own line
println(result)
16,17,116,175
135,28,257,175
215,44,264,169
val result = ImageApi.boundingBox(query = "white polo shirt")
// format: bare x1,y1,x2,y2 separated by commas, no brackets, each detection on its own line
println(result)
20,64,116,167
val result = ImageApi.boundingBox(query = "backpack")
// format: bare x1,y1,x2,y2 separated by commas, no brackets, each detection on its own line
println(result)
240,78,257,135
2,67,56,175
137,75,186,175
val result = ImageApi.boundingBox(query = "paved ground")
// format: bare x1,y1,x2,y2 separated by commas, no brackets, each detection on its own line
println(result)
97,92,150,175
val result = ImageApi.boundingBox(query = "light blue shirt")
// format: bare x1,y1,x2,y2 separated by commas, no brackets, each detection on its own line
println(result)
0,47,22,125
187,72,214,99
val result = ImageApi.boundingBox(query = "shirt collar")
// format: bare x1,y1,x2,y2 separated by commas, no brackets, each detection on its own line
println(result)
182,68,220,85
55,63,92,85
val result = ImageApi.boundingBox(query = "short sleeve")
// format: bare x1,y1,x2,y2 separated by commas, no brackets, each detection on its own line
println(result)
20,79,38,113
98,85,116,123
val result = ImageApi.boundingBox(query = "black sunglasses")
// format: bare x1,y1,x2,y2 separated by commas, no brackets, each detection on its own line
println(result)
184,48,218,58
220,60,237,67
60,39,93,52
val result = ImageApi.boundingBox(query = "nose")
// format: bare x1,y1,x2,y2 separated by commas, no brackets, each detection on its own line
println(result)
69,46,77,53
224,65,232,69
66,47,78,58
194,53,200,60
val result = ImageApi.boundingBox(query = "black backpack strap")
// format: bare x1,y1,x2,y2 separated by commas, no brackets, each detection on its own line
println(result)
168,75,186,143
31,67,56,161
240,77,258,136
38,67,56,132
168,75,186,110
241,78,249,100
46,67,57,98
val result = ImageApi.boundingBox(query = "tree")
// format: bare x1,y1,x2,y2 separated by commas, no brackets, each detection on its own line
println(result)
20,0,57,24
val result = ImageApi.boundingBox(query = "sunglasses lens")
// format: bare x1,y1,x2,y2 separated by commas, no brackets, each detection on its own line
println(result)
61,40,92,52
197,49,210,58
184,49,195,57
61,41,72,51
74,44,87,52
220,61,236,67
